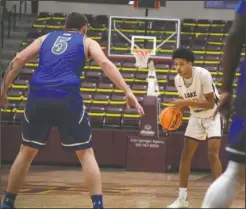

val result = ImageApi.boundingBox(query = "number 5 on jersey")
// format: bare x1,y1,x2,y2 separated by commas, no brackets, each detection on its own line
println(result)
52,36,72,55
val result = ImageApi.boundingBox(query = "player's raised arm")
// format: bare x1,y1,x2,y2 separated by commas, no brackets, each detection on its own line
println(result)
1,35,46,96
221,0,245,93
86,38,131,94
85,38,144,116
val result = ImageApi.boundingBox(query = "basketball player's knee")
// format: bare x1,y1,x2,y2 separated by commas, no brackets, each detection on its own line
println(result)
181,148,195,162
76,148,94,162
207,149,219,163
19,145,38,161
208,140,220,162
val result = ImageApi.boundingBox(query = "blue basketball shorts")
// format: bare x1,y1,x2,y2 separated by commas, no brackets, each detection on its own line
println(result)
21,90,92,150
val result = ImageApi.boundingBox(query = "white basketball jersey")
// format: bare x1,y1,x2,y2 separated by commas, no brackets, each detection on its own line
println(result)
174,66,220,118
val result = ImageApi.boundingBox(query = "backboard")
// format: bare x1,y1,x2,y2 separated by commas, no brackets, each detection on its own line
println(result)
108,16,181,61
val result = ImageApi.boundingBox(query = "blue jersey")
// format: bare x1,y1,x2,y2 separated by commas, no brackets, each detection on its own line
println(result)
236,0,245,14
235,0,245,94
236,0,245,76
29,31,86,101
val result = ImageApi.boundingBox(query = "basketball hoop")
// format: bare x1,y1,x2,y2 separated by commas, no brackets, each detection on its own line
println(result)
133,49,152,69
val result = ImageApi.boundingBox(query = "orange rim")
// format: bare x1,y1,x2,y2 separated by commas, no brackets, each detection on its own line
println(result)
133,49,152,56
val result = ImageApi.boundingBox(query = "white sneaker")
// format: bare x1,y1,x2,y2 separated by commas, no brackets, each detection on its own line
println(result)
166,198,189,208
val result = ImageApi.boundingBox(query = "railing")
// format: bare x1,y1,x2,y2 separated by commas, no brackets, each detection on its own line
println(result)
19,0,27,20
0,0,6,48
7,4,17,38
0,0,6,20
1,0,27,46
0,19,4,48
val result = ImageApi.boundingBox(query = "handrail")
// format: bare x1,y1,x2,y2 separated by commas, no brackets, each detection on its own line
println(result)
19,0,27,20
1,0,6,19
0,0,6,48
1,0,27,47
7,4,17,38
0,19,4,48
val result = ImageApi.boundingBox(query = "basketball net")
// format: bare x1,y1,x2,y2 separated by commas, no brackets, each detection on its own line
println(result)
133,48,152,69
132,49,160,97
147,60,160,97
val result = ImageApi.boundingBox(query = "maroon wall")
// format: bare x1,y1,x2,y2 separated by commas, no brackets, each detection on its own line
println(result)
1,125,229,172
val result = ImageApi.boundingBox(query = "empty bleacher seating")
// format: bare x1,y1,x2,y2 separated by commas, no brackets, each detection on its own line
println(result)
1,13,245,132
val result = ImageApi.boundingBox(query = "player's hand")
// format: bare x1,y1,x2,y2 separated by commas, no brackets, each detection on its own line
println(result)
162,128,171,136
125,91,145,116
170,99,189,109
213,92,234,120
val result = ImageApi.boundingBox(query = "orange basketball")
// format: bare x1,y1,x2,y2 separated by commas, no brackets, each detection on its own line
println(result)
159,107,183,131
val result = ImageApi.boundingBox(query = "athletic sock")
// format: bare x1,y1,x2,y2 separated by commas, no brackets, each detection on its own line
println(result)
179,188,188,200
2,192,17,208
91,194,103,209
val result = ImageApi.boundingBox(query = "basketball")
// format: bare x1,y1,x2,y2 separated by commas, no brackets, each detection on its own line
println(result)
159,107,183,131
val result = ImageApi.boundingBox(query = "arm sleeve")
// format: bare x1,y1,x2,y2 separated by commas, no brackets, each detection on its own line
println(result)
236,0,245,14
200,70,214,94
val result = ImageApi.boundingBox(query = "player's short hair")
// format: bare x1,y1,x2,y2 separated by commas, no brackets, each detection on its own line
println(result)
172,48,195,63
65,12,88,30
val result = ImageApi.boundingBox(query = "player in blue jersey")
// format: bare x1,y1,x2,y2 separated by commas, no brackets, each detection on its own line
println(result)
202,1,245,208
0,12,144,209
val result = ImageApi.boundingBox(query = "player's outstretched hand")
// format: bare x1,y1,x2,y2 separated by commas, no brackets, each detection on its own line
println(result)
213,92,234,121
125,91,145,116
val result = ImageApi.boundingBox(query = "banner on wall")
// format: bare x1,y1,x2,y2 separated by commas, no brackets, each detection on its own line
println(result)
55,0,166,6
205,1,238,9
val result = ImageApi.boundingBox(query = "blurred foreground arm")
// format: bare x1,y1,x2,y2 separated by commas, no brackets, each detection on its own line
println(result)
214,1,245,119
221,1,245,93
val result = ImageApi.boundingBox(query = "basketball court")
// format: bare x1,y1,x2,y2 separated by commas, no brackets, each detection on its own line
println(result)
1,166,245,208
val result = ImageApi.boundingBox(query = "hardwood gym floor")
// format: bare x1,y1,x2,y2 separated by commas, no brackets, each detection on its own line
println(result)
1,165,245,208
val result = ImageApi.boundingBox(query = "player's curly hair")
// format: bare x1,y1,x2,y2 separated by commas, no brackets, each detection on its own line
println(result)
172,48,195,63
65,12,88,30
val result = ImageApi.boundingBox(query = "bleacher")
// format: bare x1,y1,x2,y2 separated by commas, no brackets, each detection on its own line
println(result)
1,12,245,131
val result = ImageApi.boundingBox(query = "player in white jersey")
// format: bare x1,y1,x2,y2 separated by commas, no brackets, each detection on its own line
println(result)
166,48,222,208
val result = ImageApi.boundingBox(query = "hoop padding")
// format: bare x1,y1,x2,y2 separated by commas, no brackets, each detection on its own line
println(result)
133,49,152,69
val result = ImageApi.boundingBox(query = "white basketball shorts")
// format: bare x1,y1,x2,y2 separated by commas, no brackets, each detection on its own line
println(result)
185,113,222,141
